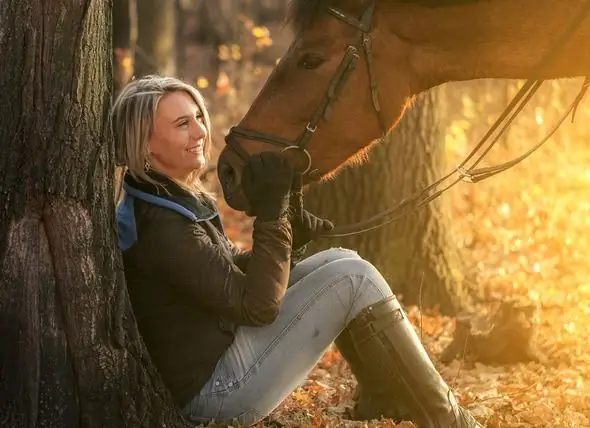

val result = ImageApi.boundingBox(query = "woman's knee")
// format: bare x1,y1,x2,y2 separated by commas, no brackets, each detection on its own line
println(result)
319,257,394,317
289,247,362,286
284,256,393,325
303,254,384,285
313,247,361,263
328,257,391,293
288,253,392,302
330,256,378,276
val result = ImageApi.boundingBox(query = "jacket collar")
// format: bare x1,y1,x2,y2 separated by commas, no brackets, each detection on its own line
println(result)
123,170,218,222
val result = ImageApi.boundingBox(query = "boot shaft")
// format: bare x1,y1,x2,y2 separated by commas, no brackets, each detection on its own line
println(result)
342,296,484,428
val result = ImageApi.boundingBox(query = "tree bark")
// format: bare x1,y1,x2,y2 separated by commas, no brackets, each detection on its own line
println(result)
303,90,469,315
0,1,189,426
135,0,176,77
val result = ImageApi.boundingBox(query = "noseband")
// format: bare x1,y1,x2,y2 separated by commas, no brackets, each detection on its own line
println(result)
225,2,385,182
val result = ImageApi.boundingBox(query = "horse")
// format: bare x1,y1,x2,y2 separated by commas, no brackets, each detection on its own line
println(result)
216,0,590,218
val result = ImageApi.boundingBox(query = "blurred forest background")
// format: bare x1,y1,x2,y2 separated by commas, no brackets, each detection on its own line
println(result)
113,1,590,427
1,1,588,427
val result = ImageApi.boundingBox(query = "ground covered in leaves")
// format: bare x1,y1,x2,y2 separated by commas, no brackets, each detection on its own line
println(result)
209,83,590,427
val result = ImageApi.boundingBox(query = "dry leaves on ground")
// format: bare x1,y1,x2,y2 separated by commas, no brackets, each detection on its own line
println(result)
206,97,590,428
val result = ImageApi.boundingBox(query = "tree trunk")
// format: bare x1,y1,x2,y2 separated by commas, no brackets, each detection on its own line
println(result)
135,0,176,77
0,1,189,426
304,90,469,315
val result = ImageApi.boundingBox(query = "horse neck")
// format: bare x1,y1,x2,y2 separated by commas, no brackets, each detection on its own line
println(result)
383,0,590,91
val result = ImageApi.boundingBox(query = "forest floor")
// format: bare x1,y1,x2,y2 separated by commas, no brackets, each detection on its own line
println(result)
205,101,590,427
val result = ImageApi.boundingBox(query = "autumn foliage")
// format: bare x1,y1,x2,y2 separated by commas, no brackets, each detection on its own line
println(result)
203,79,590,427
120,6,590,426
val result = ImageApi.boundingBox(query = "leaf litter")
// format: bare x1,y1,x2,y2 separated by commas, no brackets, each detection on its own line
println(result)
206,80,590,427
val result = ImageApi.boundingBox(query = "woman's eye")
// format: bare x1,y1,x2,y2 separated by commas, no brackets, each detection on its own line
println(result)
297,54,325,70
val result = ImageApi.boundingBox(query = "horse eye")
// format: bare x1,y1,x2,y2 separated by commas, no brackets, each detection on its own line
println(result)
297,54,325,70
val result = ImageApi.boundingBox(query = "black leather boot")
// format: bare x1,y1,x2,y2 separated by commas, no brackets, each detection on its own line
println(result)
335,327,411,421
342,295,484,428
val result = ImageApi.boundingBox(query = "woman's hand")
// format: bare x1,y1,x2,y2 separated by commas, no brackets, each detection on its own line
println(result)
291,209,334,251
241,152,294,221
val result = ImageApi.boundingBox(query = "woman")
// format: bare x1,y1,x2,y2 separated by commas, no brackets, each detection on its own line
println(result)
112,75,483,428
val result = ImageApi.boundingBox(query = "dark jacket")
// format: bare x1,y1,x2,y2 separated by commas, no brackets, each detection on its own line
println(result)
116,172,292,407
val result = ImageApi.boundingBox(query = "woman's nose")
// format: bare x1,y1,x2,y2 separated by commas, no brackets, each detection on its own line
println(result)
191,120,207,139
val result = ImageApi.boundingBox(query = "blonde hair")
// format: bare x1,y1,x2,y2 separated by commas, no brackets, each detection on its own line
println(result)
111,75,213,199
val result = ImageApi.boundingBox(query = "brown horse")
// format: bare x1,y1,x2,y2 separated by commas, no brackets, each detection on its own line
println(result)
217,0,590,211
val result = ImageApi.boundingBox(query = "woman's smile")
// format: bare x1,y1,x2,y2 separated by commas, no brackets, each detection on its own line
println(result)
186,139,205,155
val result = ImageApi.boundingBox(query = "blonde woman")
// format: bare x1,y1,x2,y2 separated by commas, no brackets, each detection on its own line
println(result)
112,75,483,428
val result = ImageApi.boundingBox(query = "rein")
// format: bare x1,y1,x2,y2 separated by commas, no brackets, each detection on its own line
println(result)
227,0,590,238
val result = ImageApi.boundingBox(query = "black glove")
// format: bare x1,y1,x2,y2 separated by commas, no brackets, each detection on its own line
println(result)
241,152,294,221
291,209,334,251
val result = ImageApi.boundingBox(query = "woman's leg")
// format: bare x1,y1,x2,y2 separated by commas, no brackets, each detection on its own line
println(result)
183,256,392,426
288,247,361,285
184,253,483,428
339,297,483,428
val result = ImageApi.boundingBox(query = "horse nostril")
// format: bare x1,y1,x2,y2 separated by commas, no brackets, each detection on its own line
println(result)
218,161,236,190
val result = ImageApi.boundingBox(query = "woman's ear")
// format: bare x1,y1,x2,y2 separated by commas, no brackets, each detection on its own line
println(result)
146,142,155,160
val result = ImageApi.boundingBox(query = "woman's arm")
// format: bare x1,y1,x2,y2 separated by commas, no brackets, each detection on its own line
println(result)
229,240,306,273
143,209,292,326
228,242,252,272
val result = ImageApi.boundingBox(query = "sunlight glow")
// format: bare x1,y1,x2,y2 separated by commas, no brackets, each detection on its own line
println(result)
535,107,545,125
196,77,209,88
564,322,577,333
499,202,511,217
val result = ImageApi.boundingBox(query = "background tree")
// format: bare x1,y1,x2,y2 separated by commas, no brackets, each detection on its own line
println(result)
113,0,137,91
304,90,469,315
177,0,289,86
177,0,292,160
135,0,177,77
0,1,189,426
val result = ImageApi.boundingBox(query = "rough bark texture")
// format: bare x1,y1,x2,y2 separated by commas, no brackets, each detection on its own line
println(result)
135,0,176,77
304,90,469,315
0,1,190,426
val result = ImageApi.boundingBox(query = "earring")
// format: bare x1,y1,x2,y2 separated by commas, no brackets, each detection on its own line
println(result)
144,156,151,171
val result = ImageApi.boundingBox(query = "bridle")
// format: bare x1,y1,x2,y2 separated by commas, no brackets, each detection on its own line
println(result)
225,2,385,183
225,0,590,238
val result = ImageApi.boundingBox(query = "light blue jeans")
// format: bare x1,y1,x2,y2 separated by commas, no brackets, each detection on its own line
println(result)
183,248,393,426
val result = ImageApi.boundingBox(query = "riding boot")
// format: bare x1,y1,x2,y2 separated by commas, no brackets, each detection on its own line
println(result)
344,295,484,428
335,328,411,421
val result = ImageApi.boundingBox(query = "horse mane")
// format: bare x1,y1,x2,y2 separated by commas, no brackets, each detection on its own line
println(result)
286,0,372,33
286,0,481,33
400,0,482,6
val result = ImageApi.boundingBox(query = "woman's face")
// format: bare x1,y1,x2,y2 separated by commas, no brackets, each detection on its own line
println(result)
147,91,208,183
